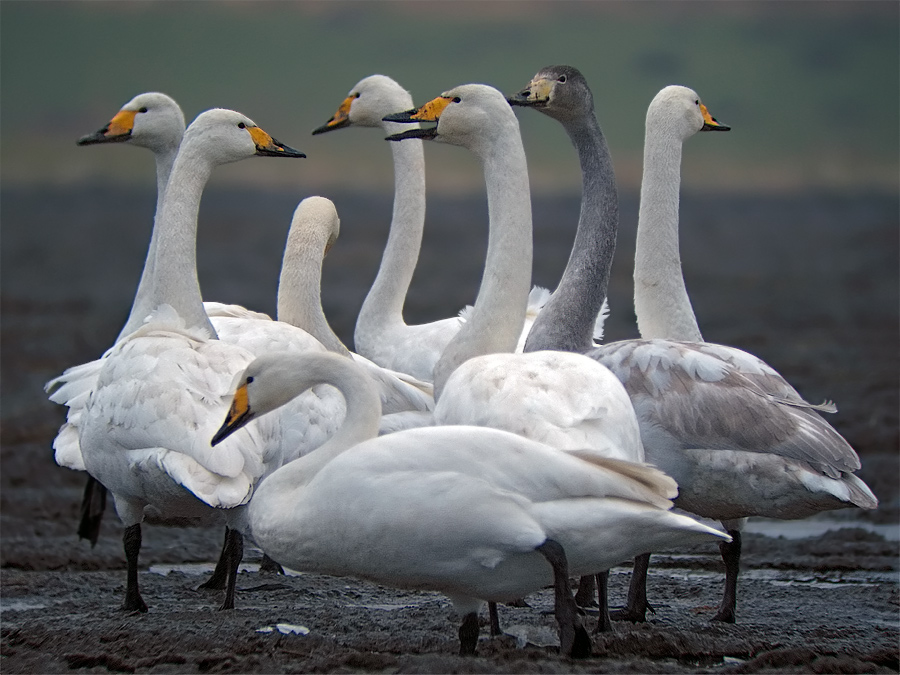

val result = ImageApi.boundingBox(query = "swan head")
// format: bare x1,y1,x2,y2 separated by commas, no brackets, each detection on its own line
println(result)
382,84,519,154
312,74,416,133
291,196,341,256
507,65,595,122
77,92,185,152
181,109,306,165
647,86,730,142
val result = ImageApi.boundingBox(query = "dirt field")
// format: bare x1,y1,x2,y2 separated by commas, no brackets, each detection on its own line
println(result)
2,187,897,672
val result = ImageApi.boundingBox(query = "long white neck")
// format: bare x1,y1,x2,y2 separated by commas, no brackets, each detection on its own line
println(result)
632,127,703,342
143,140,218,337
117,142,181,340
277,220,350,357
524,113,618,353
354,128,426,352
253,354,382,498
432,129,533,398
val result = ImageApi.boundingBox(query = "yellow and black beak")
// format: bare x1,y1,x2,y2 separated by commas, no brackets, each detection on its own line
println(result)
383,95,453,141
248,126,306,158
211,383,254,446
77,109,137,145
312,94,355,135
507,77,553,108
700,103,730,132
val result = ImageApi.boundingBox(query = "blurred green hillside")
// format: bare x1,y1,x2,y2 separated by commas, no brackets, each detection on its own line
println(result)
2,0,897,194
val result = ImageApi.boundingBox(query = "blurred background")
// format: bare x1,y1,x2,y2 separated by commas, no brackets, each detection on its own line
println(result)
1,1,898,536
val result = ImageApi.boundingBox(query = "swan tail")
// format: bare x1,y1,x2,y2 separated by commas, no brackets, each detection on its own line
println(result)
565,452,678,507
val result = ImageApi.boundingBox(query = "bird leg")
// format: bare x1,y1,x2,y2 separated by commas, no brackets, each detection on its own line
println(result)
712,529,741,623
536,539,592,658
219,527,243,611
198,526,231,591
458,611,480,656
122,523,148,612
77,475,107,547
488,601,501,637
595,571,612,633
610,552,653,623
574,574,597,607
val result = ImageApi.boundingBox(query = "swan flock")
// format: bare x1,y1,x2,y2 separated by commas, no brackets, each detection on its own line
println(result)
45,68,877,659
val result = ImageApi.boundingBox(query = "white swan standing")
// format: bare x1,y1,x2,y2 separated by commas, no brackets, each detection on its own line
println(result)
77,109,308,613
512,71,877,624
211,350,731,658
312,74,553,382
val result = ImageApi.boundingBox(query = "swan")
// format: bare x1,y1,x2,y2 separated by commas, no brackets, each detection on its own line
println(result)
512,71,878,624
76,108,310,613
275,195,434,418
312,74,555,382
210,350,731,658
48,96,344,591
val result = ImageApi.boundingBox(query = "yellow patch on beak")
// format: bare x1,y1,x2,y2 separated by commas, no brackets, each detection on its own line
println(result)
525,78,553,103
248,126,278,151
411,96,454,122
700,103,726,128
229,383,250,424
327,95,354,128
107,109,138,136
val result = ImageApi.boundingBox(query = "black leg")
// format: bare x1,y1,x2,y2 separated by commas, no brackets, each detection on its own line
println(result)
122,523,148,612
259,553,285,575
595,571,612,633
77,475,107,547
198,527,231,591
458,611,480,656
488,601,501,637
712,529,741,623
574,574,597,608
536,539,591,659
610,552,653,623
219,528,243,611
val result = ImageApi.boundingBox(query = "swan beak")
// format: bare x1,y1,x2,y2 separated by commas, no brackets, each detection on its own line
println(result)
312,95,354,135
383,96,452,141
699,103,730,131
211,384,254,446
77,109,137,145
249,127,307,158
507,78,552,108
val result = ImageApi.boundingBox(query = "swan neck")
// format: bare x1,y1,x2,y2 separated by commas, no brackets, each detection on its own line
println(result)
277,220,350,356
355,131,426,349
525,114,618,353
255,356,381,495
433,130,532,398
633,128,703,341
145,144,218,336
117,143,183,340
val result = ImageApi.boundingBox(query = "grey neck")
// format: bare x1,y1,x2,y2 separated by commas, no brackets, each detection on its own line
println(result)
525,113,618,353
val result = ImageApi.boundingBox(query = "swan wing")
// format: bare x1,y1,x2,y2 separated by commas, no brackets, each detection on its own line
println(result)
592,339,861,477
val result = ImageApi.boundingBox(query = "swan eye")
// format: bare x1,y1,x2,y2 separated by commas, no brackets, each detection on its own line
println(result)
558,75,567,83
238,122,246,129
246,376,254,384
354,92,361,99
695,100,700,105
452,97,461,103
138,107,148,113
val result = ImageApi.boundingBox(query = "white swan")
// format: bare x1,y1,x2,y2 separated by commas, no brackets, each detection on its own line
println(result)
47,96,345,571
312,75,553,382
77,109,310,613
275,195,434,418
513,73,878,624
211,350,731,658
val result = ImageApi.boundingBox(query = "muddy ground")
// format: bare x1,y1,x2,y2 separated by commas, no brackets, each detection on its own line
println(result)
2,187,898,673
